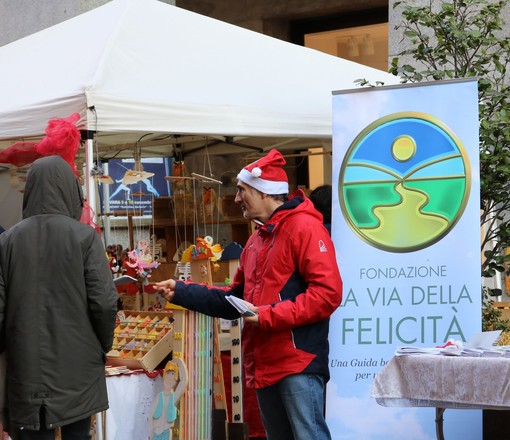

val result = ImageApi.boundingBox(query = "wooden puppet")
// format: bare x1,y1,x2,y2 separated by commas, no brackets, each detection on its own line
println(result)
201,186,217,221
148,358,188,440
171,161,189,194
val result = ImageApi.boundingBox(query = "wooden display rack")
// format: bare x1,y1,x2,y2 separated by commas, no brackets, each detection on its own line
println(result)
107,310,174,372
164,260,227,440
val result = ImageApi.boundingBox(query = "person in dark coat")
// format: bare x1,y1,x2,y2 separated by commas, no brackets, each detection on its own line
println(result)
309,184,332,234
0,155,118,439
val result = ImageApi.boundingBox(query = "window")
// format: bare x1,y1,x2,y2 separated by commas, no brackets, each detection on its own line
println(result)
305,22,388,71
290,7,388,71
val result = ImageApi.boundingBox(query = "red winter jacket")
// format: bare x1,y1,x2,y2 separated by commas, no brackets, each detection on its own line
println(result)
173,190,342,388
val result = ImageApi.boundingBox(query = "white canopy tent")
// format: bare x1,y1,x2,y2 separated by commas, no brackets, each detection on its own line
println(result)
0,0,398,211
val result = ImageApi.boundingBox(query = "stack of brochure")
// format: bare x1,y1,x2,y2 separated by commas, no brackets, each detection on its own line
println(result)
113,275,138,286
459,348,483,357
395,331,504,357
395,347,441,356
225,295,255,316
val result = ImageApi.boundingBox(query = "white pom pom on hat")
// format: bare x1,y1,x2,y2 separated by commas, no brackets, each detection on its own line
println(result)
237,149,289,194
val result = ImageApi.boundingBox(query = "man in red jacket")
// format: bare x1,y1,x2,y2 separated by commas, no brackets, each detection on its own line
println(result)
155,149,342,440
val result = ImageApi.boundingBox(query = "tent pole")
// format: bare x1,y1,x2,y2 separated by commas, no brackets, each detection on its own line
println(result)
102,161,111,245
85,137,97,227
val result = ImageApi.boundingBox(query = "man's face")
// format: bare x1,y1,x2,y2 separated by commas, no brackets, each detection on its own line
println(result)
235,181,264,221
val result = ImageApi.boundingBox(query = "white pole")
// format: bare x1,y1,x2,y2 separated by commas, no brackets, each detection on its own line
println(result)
102,161,111,245
95,411,104,440
85,137,97,226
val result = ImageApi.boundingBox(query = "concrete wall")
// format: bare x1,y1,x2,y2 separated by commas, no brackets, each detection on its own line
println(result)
1,0,383,47
5,0,507,66
0,0,175,46
176,0,388,41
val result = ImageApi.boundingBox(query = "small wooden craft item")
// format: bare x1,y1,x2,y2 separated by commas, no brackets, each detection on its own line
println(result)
148,357,188,440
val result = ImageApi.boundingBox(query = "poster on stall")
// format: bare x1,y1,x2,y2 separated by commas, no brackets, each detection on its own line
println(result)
101,157,171,216
327,79,481,439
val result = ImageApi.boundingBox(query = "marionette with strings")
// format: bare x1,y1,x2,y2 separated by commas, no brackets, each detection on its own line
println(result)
127,240,160,279
201,186,217,222
171,161,190,194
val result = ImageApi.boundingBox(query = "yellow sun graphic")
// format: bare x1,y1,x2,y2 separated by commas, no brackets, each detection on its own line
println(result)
391,135,416,162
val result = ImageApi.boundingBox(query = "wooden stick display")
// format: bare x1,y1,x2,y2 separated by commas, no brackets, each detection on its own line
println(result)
166,260,223,440
169,307,186,440
230,317,243,423
170,306,214,440
212,318,227,415
226,259,249,439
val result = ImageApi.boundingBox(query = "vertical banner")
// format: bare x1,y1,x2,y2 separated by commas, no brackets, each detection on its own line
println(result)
328,79,480,439
102,157,171,216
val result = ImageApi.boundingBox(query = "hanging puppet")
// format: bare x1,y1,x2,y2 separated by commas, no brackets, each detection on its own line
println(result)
126,240,160,280
201,186,217,222
117,249,138,295
136,239,154,266
170,161,190,194
106,246,120,274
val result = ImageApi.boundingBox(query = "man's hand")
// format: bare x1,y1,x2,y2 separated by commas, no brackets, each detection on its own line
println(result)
153,279,177,302
243,306,259,325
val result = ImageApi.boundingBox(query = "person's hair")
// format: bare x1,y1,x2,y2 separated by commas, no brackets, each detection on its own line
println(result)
269,194,288,203
164,361,179,380
309,185,332,224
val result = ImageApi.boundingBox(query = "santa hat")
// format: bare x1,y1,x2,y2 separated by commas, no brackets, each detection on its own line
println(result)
237,149,289,194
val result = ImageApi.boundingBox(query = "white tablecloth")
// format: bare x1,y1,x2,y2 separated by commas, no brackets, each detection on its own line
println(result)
371,354,510,410
99,373,164,440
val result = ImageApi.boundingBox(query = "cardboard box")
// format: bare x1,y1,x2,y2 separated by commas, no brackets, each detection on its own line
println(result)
107,310,174,372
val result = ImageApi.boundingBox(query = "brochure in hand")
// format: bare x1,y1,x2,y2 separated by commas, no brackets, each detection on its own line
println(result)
113,275,138,286
225,295,255,316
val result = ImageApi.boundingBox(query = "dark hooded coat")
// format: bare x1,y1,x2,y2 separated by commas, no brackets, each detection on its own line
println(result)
0,155,118,430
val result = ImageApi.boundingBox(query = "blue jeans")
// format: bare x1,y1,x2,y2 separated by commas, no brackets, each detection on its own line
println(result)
256,374,331,440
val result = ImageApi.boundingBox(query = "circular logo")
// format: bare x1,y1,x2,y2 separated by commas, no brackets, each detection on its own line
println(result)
339,112,471,253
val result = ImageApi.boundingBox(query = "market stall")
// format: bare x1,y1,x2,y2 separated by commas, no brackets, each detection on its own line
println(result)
0,0,398,227
0,1,399,438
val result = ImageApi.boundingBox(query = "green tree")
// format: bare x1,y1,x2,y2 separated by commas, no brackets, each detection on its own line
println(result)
390,0,510,298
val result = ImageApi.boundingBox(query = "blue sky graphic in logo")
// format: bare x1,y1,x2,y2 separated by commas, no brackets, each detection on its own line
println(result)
339,112,471,252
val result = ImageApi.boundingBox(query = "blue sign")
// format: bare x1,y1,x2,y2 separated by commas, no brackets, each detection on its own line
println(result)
101,157,171,216
329,79,481,440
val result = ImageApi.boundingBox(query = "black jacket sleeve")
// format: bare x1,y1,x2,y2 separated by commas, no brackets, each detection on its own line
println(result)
173,281,242,320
